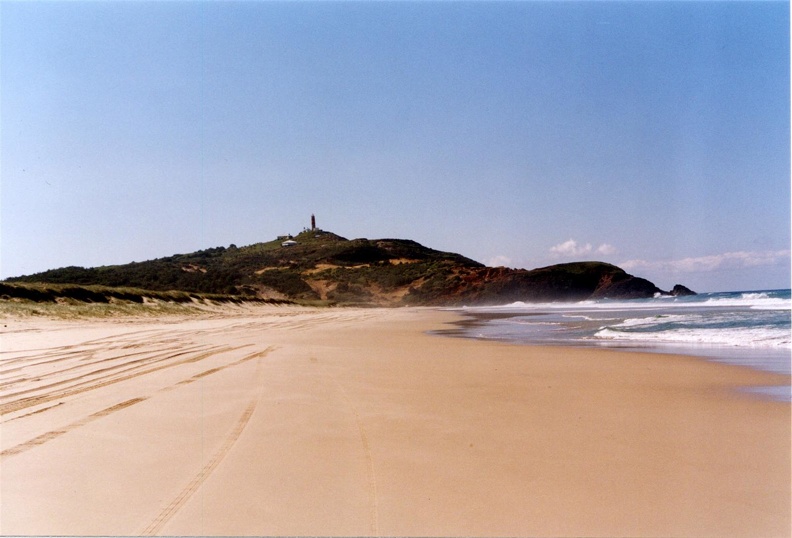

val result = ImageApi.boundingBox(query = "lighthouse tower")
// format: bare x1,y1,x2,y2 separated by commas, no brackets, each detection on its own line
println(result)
311,214,316,231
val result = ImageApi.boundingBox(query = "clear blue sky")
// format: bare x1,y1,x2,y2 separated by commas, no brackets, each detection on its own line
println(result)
1,1,789,293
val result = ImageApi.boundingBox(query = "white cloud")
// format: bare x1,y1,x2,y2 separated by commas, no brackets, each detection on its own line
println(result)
486,255,513,267
620,250,791,273
550,239,617,258
550,239,587,256
596,243,617,255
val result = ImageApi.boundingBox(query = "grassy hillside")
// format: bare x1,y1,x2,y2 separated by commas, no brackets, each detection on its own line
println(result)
5,230,677,306
6,230,483,305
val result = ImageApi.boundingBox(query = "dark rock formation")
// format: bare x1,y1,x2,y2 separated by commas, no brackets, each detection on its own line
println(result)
670,284,697,296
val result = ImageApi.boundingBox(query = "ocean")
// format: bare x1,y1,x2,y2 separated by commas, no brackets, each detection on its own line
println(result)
440,289,791,401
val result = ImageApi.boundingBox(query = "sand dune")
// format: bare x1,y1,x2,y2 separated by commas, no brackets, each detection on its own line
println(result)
1,306,789,536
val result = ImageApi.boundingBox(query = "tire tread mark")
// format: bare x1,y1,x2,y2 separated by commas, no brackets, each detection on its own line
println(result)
0,345,209,402
1,402,64,424
0,345,246,416
139,400,258,536
0,348,274,456
172,347,275,389
0,397,147,459
334,379,380,536
0,346,152,379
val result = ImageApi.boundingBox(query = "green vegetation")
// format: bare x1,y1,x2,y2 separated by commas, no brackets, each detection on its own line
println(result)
252,269,319,300
3,230,668,306
0,281,292,318
0,297,201,319
5,230,482,303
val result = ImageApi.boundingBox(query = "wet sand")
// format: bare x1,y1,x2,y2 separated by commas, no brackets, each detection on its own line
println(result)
1,306,789,536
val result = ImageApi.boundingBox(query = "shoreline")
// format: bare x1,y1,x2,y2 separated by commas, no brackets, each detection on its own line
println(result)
1,306,789,536
433,308,792,401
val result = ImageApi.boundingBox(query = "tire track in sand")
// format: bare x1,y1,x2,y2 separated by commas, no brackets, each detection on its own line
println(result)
0,345,244,416
0,397,147,458
1,348,274,455
333,378,380,536
139,399,259,536
0,344,212,401
139,349,270,536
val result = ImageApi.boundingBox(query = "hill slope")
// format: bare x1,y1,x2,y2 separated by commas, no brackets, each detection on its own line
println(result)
5,230,693,306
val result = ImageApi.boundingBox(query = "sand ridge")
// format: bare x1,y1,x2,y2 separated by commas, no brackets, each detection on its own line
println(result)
0,306,789,536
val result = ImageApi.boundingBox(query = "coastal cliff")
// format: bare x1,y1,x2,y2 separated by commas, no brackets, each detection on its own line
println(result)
5,230,692,306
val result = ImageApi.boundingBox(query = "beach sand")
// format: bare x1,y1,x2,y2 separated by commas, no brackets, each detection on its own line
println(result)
1,306,789,537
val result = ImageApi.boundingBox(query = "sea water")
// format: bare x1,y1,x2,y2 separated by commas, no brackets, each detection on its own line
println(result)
442,289,791,400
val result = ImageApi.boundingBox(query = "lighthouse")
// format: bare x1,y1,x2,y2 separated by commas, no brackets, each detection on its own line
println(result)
311,214,316,231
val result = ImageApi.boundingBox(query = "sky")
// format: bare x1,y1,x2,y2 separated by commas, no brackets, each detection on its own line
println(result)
1,1,789,293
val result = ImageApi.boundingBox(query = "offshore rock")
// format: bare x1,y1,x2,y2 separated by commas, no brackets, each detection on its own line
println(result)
670,284,697,296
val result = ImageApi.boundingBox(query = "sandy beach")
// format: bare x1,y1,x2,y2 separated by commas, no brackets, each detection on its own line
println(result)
0,306,789,537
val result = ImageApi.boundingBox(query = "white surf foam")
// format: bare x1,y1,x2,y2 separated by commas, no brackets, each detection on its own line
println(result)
594,325,792,348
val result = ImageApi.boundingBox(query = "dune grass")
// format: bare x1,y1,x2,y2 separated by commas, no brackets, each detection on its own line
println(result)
0,299,203,320
0,281,292,319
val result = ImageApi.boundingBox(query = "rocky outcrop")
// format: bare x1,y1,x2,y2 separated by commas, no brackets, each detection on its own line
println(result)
590,275,662,300
394,261,674,305
670,284,697,296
